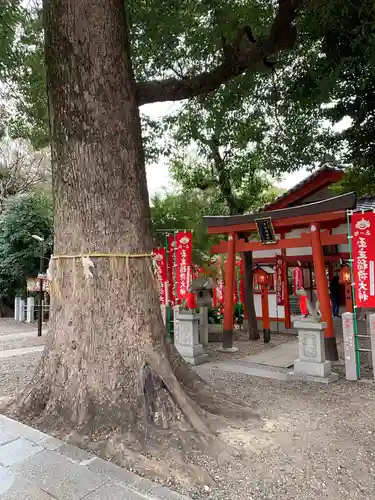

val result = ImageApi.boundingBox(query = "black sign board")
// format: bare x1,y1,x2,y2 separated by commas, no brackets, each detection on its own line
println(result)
255,217,276,244
323,244,338,256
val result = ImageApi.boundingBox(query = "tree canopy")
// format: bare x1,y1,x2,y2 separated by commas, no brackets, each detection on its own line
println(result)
5,0,375,192
0,191,52,304
0,0,329,160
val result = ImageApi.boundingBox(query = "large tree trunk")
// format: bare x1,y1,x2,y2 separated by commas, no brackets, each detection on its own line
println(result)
19,0,214,439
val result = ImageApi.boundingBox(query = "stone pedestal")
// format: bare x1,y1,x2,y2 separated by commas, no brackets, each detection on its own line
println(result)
199,306,209,347
342,312,358,381
292,319,338,382
14,297,21,322
174,310,208,365
19,299,25,322
26,297,35,324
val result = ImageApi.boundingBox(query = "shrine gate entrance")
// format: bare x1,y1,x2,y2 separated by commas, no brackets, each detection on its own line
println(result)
204,192,356,361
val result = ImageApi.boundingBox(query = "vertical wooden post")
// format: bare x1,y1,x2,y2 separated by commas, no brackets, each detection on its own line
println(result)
261,283,270,343
221,232,238,352
280,234,291,329
242,254,248,320
328,261,334,282
310,223,338,361
345,282,353,313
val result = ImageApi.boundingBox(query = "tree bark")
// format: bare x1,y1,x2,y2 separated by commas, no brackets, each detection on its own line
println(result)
19,0,211,436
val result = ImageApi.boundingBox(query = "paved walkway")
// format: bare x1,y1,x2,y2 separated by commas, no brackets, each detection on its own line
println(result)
240,340,298,368
0,414,188,499
0,320,189,499
0,346,45,359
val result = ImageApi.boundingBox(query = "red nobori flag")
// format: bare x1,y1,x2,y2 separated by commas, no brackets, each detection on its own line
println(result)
292,266,303,295
153,248,168,305
352,212,375,308
167,234,177,305
215,257,225,305
175,231,193,301
276,256,284,305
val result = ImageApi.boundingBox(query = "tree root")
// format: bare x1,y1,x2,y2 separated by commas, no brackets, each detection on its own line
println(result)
5,331,260,494
168,341,258,422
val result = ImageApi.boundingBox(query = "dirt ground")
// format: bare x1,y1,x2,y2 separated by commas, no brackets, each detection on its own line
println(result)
1,320,375,499
195,365,375,500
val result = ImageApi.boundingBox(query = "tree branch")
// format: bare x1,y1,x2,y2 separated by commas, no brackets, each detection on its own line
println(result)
137,0,304,106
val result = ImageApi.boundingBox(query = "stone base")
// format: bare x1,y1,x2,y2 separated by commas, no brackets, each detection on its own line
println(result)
325,336,339,361
181,353,209,365
294,359,332,377
208,324,223,342
176,344,205,358
288,370,338,384
217,346,239,353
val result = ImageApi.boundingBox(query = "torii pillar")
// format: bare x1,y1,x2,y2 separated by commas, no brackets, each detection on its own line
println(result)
219,232,238,352
310,223,338,361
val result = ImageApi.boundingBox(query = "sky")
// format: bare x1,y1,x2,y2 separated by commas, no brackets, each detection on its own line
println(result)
143,102,351,198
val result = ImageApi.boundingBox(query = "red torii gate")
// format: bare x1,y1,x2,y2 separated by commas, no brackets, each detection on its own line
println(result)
204,192,356,361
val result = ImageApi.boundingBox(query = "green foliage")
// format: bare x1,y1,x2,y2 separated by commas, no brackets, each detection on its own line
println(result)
4,0,374,190
165,84,290,217
151,188,226,263
332,166,375,198
0,0,274,149
1,0,327,172
0,191,53,302
170,154,272,215
286,0,375,189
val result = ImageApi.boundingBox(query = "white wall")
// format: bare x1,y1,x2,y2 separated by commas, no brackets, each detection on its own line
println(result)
285,228,312,256
254,293,285,319
253,248,281,259
253,223,349,260
332,223,349,253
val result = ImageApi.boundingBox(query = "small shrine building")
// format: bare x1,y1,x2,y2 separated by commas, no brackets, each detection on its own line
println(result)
204,165,375,361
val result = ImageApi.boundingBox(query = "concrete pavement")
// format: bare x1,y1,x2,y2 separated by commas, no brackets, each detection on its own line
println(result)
0,414,189,499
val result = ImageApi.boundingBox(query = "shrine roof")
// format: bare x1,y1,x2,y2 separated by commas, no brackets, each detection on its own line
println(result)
261,165,344,211
356,195,375,212
204,191,356,234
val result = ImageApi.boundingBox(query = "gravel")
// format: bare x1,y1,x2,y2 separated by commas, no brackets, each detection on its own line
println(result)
206,331,296,361
193,365,375,500
1,318,374,500
0,351,43,398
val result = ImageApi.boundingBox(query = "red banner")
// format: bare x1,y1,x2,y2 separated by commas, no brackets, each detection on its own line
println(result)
293,266,304,295
167,234,177,305
153,248,167,305
215,257,225,306
276,256,284,305
352,212,375,308
175,231,193,301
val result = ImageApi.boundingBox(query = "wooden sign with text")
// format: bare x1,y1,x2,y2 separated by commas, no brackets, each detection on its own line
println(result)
255,217,276,244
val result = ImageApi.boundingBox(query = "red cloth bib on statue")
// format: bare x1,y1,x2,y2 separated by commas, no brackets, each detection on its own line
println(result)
299,295,308,316
185,292,196,310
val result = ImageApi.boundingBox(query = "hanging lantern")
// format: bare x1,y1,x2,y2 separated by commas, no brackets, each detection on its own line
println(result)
339,265,353,313
339,265,351,284
253,268,270,344
253,268,269,286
